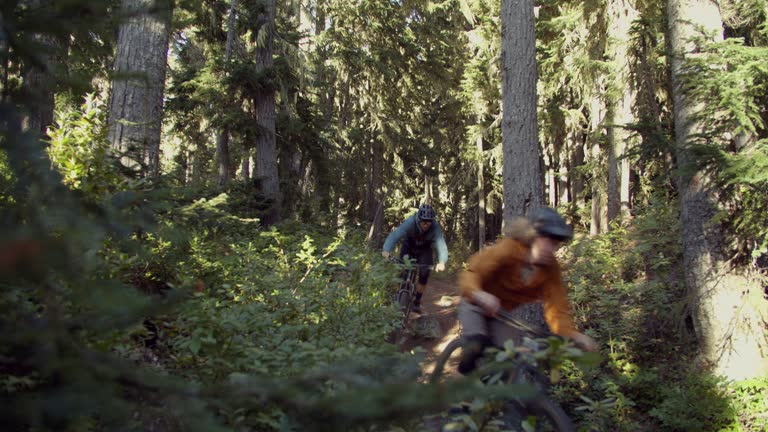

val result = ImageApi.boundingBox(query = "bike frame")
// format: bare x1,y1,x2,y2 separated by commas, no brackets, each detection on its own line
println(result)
429,309,575,432
389,257,434,339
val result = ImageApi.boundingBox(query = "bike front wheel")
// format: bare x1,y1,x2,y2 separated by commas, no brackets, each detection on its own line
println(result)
396,288,411,311
501,364,575,432
500,396,575,432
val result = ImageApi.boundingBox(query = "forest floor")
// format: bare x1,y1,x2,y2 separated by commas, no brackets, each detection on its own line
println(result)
400,276,531,432
400,274,463,379
399,275,463,431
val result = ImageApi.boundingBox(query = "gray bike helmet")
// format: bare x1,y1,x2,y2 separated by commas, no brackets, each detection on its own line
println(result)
529,207,573,241
417,204,435,221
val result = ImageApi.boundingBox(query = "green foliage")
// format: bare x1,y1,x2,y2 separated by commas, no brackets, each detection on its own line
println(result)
0,96,203,431
682,32,768,261
649,372,735,431
47,94,121,198
554,197,768,431
725,376,768,431
555,200,690,431
6,0,768,430
0,150,13,204
2,114,530,431
160,203,403,382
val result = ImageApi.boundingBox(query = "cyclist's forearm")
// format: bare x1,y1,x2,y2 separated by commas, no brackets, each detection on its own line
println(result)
433,226,449,263
543,298,577,338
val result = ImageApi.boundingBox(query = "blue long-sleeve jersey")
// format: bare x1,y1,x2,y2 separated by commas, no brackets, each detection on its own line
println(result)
382,214,449,264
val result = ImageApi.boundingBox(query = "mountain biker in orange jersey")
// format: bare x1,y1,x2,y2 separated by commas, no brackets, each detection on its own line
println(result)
382,204,449,313
457,207,598,374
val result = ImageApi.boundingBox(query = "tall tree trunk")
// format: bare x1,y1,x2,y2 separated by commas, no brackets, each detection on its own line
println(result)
241,150,251,180
1,32,9,102
107,0,172,178
215,131,231,185
544,149,557,207
366,137,384,246
500,0,543,221
423,155,433,204
501,0,546,329
364,134,375,220
568,132,585,214
366,202,384,248
668,0,768,379
297,0,314,50
216,0,238,187
558,136,571,205
22,0,57,136
607,0,638,224
254,0,280,225
589,96,608,235
477,135,486,249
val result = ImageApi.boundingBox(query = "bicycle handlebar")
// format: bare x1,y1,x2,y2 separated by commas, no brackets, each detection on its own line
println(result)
387,256,436,269
493,308,555,339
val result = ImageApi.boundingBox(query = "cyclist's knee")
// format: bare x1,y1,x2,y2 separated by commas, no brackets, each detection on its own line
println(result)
458,334,493,375
418,273,430,285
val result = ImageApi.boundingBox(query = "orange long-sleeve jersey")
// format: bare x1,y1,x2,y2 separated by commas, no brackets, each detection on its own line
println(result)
458,237,577,338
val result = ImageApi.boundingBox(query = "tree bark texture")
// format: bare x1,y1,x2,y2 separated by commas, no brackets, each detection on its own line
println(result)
242,152,252,180
668,0,767,379
589,96,608,235
477,135,486,249
568,132,585,211
501,0,546,329
607,0,638,224
216,131,231,186
216,0,238,187
254,0,280,225
21,0,57,136
500,0,543,223
107,0,171,178
366,137,384,246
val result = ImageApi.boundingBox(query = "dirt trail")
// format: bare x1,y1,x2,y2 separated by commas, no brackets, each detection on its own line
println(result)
401,276,533,432
400,275,463,378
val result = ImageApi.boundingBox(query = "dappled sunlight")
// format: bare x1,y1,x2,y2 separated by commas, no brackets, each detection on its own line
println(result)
398,277,464,379
420,316,461,377
706,274,768,380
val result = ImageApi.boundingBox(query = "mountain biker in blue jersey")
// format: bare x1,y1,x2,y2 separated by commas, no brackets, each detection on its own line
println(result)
382,204,449,313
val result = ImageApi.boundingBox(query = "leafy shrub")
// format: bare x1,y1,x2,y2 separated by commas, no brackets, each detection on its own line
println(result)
555,197,692,431
163,218,404,380
724,376,768,432
47,94,122,198
556,196,768,432
649,372,734,431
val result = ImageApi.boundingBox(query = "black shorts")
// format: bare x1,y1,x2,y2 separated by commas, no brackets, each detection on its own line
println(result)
399,246,433,285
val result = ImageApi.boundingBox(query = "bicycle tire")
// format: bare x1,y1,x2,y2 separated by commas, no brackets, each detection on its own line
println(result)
396,288,411,310
499,395,575,432
400,282,415,327
430,337,465,383
503,365,575,432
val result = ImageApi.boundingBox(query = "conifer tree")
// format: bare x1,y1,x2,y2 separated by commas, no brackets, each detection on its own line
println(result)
668,0,768,379
107,0,172,178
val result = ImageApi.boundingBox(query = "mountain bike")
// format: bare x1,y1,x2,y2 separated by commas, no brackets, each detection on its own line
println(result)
430,309,575,432
389,257,434,341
